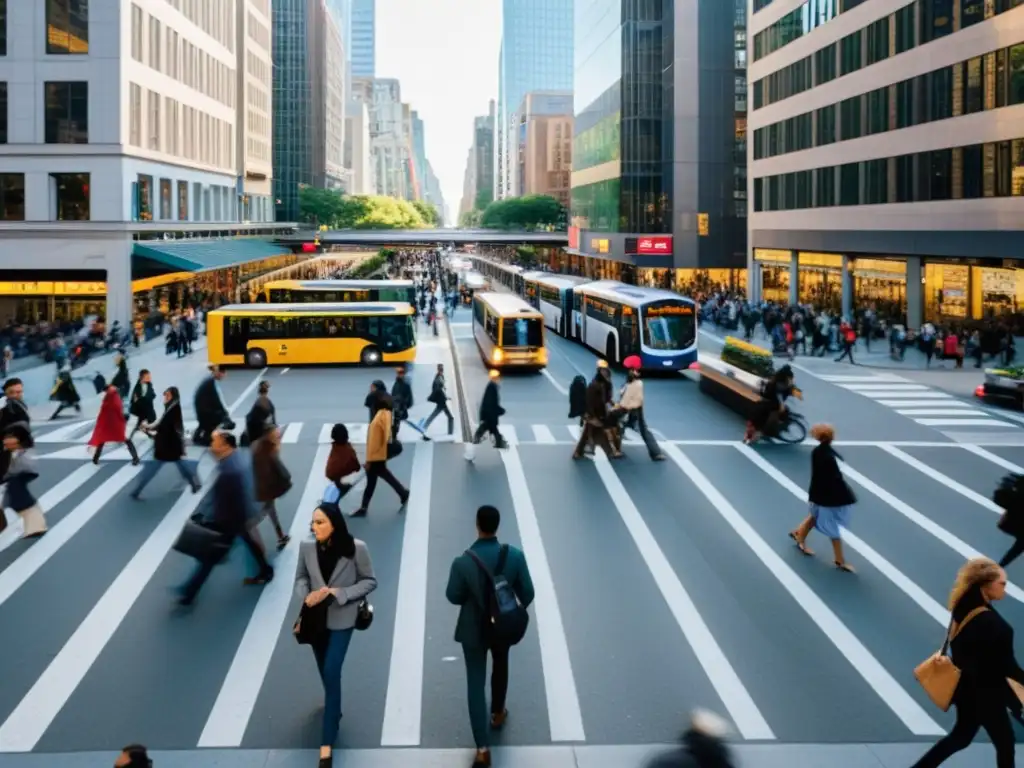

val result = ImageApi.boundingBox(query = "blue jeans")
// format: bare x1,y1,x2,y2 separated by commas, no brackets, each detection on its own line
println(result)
133,459,199,496
314,628,354,746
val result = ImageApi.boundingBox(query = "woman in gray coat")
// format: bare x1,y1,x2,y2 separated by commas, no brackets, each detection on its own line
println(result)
295,502,376,767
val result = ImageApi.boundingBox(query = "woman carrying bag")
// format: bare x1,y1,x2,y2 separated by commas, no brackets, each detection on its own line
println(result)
252,426,291,550
912,557,1024,768
294,502,377,767
2,422,45,538
131,387,201,499
350,389,408,518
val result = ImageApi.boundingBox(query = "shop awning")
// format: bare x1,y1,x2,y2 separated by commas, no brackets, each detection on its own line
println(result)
132,238,288,272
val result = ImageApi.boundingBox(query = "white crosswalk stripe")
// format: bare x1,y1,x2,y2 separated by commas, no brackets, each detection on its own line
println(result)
3,438,1024,751
820,372,1020,431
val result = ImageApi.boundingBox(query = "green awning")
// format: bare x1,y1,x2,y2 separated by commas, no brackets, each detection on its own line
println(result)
132,238,289,272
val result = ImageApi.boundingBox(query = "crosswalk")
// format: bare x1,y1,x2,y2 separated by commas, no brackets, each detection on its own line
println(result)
3,438,1024,754
817,372,1019,430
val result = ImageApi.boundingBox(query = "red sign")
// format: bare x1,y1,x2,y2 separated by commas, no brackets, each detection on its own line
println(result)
568,225,580,250
636,236,672,255
301,242,317,253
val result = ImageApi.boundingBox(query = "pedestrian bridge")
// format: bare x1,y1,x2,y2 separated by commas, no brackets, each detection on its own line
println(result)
276,228,569,248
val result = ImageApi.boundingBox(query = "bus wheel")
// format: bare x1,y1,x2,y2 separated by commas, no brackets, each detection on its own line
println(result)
605,336,617,365
246,348,267,368
361,346,382,366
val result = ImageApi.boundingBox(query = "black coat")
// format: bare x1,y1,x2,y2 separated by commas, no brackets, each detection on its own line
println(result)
111,361,130,398
194,376,228,429
807,443,856,508
129,381,157,422
391,377,413,419
479,381,503,424
152,402,187,461
950,590,1024,714
245,395,276,441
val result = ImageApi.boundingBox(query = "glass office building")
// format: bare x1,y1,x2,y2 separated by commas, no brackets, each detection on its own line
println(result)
495,0,573,199
568,0,747,292
350,0,375,77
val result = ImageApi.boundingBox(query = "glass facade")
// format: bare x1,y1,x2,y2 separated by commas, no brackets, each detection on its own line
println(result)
571,0,671,236
350,0,375,78
272,0,313,223
497,0,573,197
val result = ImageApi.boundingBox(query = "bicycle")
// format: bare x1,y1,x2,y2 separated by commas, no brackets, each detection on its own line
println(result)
770,410,808,444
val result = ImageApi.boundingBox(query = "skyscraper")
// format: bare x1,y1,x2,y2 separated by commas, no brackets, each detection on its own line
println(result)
494,0,573,200
568,0,746,289
350,0,376,77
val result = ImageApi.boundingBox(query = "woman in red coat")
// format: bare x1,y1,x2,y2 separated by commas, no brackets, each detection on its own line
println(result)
89,387,140,465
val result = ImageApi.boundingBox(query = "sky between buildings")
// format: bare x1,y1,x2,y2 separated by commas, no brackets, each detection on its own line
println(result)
376,0,502,223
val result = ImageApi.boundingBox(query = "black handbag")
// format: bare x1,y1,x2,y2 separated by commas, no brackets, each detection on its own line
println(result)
387,439,403,459
293,601,329,646
355,598,374,631
173,518,230,562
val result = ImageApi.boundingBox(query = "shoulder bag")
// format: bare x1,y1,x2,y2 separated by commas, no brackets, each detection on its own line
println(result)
293,600,329,646
914,606,988,711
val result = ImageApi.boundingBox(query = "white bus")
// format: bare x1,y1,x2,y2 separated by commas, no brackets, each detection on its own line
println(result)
524,274,591,338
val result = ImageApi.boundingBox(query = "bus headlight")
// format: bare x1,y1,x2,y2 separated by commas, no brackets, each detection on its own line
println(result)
538,348,548,363
492,348,504,363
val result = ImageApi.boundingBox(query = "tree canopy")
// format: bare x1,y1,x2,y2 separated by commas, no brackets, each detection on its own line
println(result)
479,195,566,230
411,200,441,227
459,209,483,228
298,188,432,230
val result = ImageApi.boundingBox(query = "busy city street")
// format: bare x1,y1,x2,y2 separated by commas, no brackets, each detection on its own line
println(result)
0,302,1019,768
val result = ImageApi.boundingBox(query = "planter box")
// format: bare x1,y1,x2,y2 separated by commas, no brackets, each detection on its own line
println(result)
698,357,766,421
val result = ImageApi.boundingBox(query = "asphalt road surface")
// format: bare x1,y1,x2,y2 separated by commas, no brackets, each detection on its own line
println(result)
0,314,1020,768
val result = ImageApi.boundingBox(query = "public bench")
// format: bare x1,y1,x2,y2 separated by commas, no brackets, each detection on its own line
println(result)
697,356,767,422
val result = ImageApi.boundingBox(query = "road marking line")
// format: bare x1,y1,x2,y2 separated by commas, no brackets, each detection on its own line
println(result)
839,462,1024,603
960,444,1024,472
34,421,93,443
819,375,910,383
0,464,100,555
0,463,141,609
896,409,986,417
879,445,1002,514
541,369,569,395
227,369,268,413
594,449,774,739
864,392,955,400
567,424,581,440
281,422,303,443
661,443,942,736
736,445,949,626
501,425,519,446
914,418,1015,428
876,399,962,408
532,425,556,444
198,448,328,747
0,457,216,752
279,367,290,375
380,442,434,746
838,384,929,392
318,423,334,444
500,447,585,742
976,405,1024,426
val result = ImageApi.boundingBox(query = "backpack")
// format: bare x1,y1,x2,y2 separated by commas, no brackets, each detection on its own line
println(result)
466,544,529,647
568,375,586,419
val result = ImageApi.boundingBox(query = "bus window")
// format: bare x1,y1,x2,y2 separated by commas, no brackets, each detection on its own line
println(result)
225,317,248,355
500,317,543,348
379,315,415,351
643,305,696,350
484,310,499,343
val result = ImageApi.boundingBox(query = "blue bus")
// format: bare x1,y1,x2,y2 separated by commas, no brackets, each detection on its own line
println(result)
574,281,697,371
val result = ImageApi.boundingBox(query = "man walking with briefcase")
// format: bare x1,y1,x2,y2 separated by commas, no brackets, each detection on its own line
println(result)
445,505,534,767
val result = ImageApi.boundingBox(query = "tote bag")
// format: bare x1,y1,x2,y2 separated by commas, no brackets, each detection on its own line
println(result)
914,606,988,711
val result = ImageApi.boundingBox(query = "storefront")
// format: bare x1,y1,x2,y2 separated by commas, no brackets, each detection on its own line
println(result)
0,280,108,325
796,252,842,314
924,261,1024,323
635,268,746,296
752,249,793,303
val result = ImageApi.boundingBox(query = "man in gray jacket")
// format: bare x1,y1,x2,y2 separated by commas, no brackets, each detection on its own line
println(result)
446,505,534,767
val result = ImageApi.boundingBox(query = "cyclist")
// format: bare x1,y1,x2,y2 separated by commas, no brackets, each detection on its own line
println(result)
744,364,802,444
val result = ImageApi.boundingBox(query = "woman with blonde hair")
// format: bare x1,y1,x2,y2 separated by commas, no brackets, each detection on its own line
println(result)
911,557,1023,767
789,423,857,571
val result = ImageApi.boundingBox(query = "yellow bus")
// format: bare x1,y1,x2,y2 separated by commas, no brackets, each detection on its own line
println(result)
471,292,547,369
207,303,416,368
262,279,415,305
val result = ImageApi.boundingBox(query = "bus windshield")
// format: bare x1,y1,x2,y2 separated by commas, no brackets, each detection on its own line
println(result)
501,317,543,348
378,314,416,352
642,302,696,351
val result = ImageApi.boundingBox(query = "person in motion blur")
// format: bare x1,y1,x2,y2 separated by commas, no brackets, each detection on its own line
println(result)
472,369,507,448
295,502,377,768
128,369,156,439
350,388,408,518
910,557,1024,768
446,504,534,768
3,423,46,538
363,380,387,422
744,365,799,444
788,423,856,572
89,386,140,466
244,380,276,445
193,365,232,445
131,387,200,499
994,473,1024,568
573,366,621,460
177,430,274,606
644,709,736,768
114,743,151,767
324,424,362,508
419,363,454,439
390,366,420,441
615,367,665,461
49,366,82,420
251,425,291,550
110,351,130,402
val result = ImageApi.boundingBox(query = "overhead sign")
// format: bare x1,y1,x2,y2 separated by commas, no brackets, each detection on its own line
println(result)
568,226,580,250
590,238,609,254
636,236,673,255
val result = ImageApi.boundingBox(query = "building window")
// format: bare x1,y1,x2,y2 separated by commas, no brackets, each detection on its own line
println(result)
839,162,860,205
137,174,153,220
816,104,836,145
840,96,862,140
1011,43,1024,105
46,0,89,54
815,167,835,207
0,173,24,220
177,180,188,220
960,0,986,29
866,18,889,67
894,4,915,54
129,83,141,146
131,5,142,62
921,0,954,45
159,178,171,219
0,0,7,57
0,82,6,144
840,31,862,76
44,81,88,144
866,88,888,135
147,90,160,151
51,173,90,220
814,44,837,86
